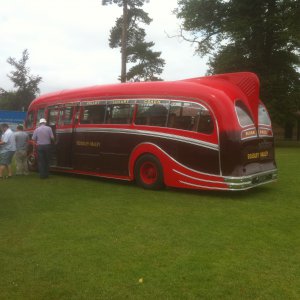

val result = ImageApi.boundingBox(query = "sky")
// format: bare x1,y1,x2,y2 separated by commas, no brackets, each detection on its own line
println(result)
0,0,208,95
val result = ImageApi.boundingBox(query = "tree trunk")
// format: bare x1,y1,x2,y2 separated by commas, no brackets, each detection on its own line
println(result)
121,0,128,83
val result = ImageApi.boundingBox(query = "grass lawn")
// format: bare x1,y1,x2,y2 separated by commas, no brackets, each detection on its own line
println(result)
0,147,299,299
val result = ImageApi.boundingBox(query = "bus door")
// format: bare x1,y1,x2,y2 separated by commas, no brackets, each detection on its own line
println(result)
54,104,77,168
72,103,106,172
46,106,59,166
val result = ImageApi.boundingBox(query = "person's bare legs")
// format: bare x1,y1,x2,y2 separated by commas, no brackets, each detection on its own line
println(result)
0,165,6,178
7,164,13,177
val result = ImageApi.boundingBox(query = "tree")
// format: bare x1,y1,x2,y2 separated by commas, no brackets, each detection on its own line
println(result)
176,0,300,138
0,49,42,110
102,0,165,82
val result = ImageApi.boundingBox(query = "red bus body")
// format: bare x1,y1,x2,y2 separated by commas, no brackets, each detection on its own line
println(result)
25,72,277,191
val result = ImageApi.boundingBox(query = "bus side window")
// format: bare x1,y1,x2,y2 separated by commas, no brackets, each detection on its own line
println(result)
135,103,168,127
73,107,80,124
168,102,192,130
80,105,105,124
37,108,45,122
167,101,214,134
197,110,214,134
47,108,59,126
25,110,35,129
63,107,74,125
106,104,134,124
58,106,74,126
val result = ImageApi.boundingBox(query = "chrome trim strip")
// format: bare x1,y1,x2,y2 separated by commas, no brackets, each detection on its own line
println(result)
258,133,273,138
56,129,73,134
177,168,277,190
173,169,223,184
179,181,227,190
224,169,277,190
224,169,277,181
75,127,219,151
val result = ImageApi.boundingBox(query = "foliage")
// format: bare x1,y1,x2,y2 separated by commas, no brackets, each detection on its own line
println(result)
0,49,42,111
0,89,20,110
176,0,300,137
102,0,165,82
0,147,299,299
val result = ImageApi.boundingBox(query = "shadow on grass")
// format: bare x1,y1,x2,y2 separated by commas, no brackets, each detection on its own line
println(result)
167,184,275,201
51,170,276,203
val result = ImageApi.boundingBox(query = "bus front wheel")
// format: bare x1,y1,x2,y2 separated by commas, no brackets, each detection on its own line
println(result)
134,154,164,190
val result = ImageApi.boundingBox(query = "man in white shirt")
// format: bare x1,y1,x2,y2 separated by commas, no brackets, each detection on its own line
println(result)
0,123,16,179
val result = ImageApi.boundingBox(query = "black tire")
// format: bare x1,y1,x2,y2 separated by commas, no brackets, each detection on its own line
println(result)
134,154,164,190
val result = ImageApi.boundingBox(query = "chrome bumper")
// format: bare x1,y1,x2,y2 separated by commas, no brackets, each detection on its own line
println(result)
224,169,278,190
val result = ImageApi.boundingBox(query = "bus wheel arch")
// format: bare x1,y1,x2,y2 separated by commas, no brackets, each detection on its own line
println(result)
134,154,165,190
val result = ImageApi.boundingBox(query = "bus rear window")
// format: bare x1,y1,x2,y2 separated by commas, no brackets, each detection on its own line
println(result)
258,104,271,125
235,100,254,127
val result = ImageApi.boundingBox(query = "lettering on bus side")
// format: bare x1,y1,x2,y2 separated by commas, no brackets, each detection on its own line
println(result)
82,99,136,106
82,100,103,106
144,99,162,105
107,99,131,105
76,140,101,148
135,99,169,105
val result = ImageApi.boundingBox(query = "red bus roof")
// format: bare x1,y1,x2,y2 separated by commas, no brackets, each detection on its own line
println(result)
29,72,260,125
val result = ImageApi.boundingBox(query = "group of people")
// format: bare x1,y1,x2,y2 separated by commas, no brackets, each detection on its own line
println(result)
0,123,28,179
0,118,54,180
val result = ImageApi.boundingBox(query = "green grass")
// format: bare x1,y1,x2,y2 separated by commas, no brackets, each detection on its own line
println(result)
0,147,299,299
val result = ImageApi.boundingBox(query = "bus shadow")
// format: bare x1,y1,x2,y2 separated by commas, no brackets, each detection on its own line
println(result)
51,171,276,202
167,185,276,201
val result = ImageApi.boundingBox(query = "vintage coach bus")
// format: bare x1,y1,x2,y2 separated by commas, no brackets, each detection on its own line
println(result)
25,72,277,190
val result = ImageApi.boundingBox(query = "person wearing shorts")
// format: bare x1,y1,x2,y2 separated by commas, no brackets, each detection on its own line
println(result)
0,123,16,179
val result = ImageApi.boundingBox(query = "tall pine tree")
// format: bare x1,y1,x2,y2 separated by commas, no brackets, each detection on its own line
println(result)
102,0,165,82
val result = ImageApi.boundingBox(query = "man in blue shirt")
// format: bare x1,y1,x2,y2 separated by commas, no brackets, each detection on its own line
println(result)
32,118,54,179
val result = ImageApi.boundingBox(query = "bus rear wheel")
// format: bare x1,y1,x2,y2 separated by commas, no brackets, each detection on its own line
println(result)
134,154,164,190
